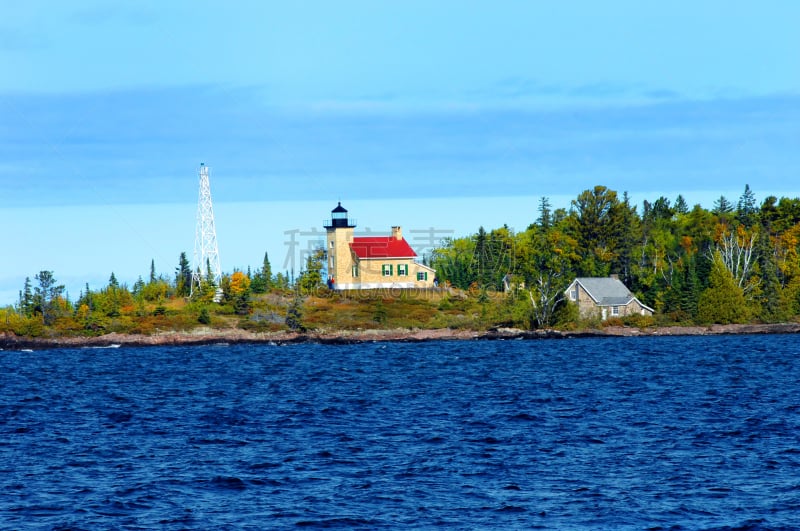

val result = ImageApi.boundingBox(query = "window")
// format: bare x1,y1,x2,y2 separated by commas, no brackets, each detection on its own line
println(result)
329,240,334,248
352,264,359,277
397,264,408,276
611,306,619,316
417,271,428,281
571,287,578,301
382,264,393,276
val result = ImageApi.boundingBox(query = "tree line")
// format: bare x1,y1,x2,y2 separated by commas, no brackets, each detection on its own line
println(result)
4,251,291,336
430,184,800,326
5,183,800,336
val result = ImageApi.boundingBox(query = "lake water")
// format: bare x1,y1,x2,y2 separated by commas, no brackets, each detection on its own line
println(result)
1,335,799,530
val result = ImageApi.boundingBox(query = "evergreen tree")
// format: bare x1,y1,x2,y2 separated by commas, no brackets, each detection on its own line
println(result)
473,226,493,289
612,192,640,285
18,277,33,317
133,276,146,298
754,231,788,322
80,283,94,311
678,254,701,318
760,196,779,233
696,251,750,324
430,236,476,289
674,195,689,215
175,252,192,297
274,272,290,290
296,250,324,295
712,195,734,215
737,184,758,228
251,252,273,294
537,197,552,230
285,295,305,331
570,186,624,276
149,259,157,283
262,252,272,287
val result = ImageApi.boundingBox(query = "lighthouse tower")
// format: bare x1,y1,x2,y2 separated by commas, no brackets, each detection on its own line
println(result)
323,202,357,289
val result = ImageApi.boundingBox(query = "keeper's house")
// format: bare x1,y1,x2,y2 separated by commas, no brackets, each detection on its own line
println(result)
565,276,654,320
324,203,436,290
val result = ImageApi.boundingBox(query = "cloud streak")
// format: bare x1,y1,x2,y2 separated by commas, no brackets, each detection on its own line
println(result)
1,86,798,208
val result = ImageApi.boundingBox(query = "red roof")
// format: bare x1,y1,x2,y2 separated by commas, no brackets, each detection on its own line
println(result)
350,236,417,259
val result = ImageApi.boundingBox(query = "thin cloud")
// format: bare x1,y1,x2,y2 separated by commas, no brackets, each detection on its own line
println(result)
1,86,798,207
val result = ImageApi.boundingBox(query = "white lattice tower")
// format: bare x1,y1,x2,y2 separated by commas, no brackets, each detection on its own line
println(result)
191,163,222,298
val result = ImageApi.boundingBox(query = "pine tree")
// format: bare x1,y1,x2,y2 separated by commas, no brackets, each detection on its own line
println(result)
674,195,689,215
571,185,623,277
713,195,734,215
285,295,305,331
678,255,701,318
612,192,640,284
262,252,272,287
696,251,750,324
175,252,192,297
754,231,788,322
18,277,33,317
736,184,758,228
296,250,324,295
133,276,146,298
149,259,157,283
251,252,273,294
474,226,491,289
537,197,552,230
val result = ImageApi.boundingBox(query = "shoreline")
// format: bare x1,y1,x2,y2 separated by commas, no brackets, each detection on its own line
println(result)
2,322,800,350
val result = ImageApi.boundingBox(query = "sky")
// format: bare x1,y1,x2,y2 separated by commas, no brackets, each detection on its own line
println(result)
1,1,799,304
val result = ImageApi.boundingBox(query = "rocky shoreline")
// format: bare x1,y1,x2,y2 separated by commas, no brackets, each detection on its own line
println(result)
2,322,800,350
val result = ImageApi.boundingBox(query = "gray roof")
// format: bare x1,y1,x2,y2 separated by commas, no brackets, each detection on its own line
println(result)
573,277,634,306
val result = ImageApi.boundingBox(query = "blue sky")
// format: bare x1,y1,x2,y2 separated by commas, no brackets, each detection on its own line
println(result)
1,1,799,304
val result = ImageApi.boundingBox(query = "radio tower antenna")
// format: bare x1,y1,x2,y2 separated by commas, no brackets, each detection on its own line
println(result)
191,162,222,299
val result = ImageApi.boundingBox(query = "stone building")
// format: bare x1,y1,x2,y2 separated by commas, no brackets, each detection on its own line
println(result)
564,276,654,320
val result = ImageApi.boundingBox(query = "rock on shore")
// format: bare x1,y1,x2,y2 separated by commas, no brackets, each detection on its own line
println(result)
2,322,800,350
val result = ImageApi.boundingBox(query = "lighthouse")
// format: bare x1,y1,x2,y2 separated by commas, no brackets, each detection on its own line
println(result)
323,202,357,289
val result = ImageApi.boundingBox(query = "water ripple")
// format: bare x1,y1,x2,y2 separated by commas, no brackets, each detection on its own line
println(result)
1,336,798,529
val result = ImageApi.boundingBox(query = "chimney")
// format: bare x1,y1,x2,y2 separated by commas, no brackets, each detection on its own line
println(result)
391,226,402,240
610,273,619,280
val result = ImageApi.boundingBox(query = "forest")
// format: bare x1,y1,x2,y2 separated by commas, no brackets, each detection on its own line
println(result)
3,184,800,338
430,184,800,327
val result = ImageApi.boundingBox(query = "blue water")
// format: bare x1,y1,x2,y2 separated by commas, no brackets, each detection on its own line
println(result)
1,336,799,530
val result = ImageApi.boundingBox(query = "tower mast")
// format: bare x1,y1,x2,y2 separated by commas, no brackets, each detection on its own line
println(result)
191,163,222,299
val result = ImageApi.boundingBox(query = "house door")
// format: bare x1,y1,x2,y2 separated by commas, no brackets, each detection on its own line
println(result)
601,308,607,320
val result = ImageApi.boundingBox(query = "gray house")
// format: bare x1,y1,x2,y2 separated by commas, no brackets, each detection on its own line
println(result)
565,277,654,320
